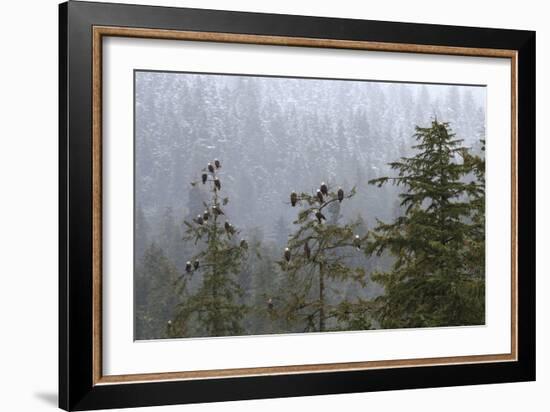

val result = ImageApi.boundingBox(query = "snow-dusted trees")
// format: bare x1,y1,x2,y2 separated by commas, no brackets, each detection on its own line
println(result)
135,243,179,340
134,71,488,339
274,184,370,332
366,120,485,328
168,160,248,338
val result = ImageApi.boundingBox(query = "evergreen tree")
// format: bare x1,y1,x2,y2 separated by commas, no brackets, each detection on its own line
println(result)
462,139,485,281
135,243,179,340
169,160,248,338
242,231,283,335
366,120,485,328
276,184,369,332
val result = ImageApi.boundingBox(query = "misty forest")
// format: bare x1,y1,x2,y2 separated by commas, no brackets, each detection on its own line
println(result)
134,71,486,340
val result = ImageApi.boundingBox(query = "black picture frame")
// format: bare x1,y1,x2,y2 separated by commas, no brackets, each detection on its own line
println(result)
59,1,536,410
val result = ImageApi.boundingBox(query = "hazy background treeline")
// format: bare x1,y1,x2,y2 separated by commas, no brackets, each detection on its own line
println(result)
134,71,485,339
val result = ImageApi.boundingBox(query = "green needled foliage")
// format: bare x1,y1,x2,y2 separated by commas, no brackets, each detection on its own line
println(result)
135,243,180,340
367,120,485,328
168,161,248,338
276,185,371,333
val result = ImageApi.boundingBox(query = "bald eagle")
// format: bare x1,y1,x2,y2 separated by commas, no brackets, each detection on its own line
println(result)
353,234,361,250
337,188,344,203
196,215,204,225
201,173,207,184
290,191,297,207
214,159,221,169
203,210,210,221
214,177,221,190
207,163,214,173
267,298,273,311
320,182,328,196
284,247,291,262
315,210,326,223
185,261,192,273
224,221,234,235
316,190,324,203
304,241,311,259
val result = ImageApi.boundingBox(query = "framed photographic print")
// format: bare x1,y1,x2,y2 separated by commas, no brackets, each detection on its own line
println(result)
59,1,535,410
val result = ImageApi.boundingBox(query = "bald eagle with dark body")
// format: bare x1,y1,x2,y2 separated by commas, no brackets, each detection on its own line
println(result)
224,221,235,235
290,191,297,207
207,163,214,173
196,215,204,225
185,261,192,273
320,182,328,196
214,159,221,169
193,260,200,270
203,210,210,221
224,221,234,235
284,247,291,262
353,235,361,250
201,173,208,184
214,177,221,190
315,210,326,223
337,188,344,203
316,190,324,203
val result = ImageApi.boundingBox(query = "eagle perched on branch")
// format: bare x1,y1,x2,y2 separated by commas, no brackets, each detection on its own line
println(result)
316,190,324,203
290,191,297,207
315,210,326,223
353,235,361,250
337,188,344,203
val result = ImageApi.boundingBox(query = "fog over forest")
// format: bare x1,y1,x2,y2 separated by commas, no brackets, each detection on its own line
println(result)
134,70,486,339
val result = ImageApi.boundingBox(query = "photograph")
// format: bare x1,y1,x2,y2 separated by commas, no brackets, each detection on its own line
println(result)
134,71,487,340
50,1,536,410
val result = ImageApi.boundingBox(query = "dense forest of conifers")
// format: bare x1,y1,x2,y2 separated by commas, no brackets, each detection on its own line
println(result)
134,72,486,340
